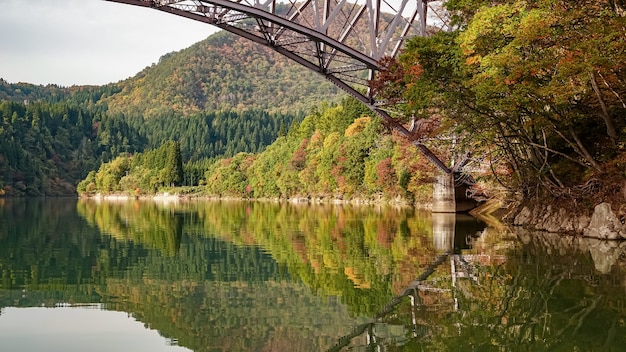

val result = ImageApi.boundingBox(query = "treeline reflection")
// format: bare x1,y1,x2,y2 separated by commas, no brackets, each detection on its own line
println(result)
1,198,625,351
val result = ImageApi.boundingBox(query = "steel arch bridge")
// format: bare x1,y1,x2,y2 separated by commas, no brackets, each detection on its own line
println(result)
106,0,454,173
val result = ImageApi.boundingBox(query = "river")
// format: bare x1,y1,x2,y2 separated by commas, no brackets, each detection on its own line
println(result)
0,198,625,351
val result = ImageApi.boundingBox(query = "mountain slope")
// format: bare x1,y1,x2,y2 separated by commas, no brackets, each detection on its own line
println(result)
104,31,342,118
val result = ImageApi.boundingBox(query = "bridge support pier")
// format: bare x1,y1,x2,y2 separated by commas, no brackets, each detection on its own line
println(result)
432,213,456,252
432,173,456,213
432,173,479,213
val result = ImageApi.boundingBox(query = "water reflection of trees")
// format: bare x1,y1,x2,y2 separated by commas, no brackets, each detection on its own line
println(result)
79,199,458,316
5,199,625,351
1,199,454,351
450,230,626,350
77,200,184,256
0,198,147,294
332,226,626,351
192,201,453,316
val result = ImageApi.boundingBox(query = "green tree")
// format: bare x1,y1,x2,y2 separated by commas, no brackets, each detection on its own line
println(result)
380,0,626,199
76,171,97,195
161,141,184,187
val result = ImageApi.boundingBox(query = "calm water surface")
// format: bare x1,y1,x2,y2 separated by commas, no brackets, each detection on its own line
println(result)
0,198,625,351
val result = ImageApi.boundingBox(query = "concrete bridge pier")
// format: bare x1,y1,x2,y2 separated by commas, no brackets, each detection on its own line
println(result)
432,213,456,252
432,173,478,213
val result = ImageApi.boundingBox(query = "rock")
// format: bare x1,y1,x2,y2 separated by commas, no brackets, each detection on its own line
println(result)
558,208,575,232
583,203,626,240
584,238,625,274
575,214,591,233
513,206,531,226
543,206,564,232
512,202,621,236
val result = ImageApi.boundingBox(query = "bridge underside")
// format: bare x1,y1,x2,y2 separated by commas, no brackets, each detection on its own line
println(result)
107,0,429,94
106,0,453,170
106,0,480,210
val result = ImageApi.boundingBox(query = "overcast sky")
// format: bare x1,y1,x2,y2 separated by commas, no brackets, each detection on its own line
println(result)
0,0,219,86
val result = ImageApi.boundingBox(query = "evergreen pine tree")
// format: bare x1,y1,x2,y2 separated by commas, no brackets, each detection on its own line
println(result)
162,141,183,187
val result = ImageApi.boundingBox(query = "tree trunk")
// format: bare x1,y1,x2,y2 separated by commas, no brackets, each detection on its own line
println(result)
590,72,618,143
569,126,602,171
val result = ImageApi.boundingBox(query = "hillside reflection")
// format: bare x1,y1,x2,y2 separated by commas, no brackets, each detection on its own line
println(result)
329,229,626,351
1,199,625,351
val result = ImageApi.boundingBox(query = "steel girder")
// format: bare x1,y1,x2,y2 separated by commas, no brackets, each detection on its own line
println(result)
105,0,451,173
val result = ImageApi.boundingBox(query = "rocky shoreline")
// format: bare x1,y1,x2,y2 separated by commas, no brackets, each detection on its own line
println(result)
511,202,626,240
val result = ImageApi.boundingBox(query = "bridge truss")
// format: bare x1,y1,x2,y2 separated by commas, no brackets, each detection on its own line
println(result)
106,0,454,173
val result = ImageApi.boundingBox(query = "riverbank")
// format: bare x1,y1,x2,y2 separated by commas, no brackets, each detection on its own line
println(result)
507,201,626,240
85,188,419,207
82,183,626,240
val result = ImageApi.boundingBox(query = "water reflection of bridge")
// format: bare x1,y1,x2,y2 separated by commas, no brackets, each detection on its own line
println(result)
328,213,626,351
328,213,490,351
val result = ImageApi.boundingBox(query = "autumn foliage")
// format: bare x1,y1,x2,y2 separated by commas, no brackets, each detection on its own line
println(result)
374,0,626,202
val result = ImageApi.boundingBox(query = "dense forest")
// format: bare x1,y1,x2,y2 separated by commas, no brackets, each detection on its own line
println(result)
104,30,341,117
2,0,626,209
0,96,139,196
371,0,626,206
0,79,299,196
79,96,437,202
0,28,334,197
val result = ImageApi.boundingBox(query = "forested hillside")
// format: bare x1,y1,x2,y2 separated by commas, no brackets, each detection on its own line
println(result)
0,79,118,105
81,96,437,203
125,109,299,161
3,0,626,208
371,0,626,206
0,80,300,196
0,29,336,196
0,98,142,196
104,31,341,118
